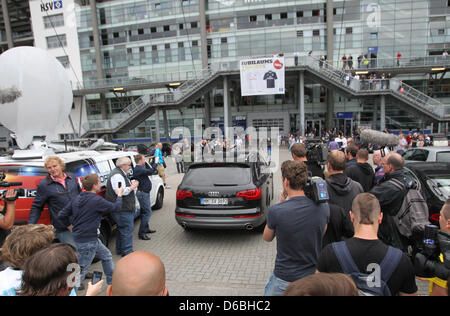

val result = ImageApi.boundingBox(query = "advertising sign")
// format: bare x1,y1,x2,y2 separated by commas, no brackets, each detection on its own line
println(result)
240,57,285,96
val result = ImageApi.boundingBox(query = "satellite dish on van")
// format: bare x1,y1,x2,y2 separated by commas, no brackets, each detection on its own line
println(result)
0,47,73,149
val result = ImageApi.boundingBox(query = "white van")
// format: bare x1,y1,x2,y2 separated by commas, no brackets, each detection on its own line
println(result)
0,150,164,246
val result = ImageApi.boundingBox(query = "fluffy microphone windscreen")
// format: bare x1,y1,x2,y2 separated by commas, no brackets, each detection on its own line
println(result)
360,129,400,147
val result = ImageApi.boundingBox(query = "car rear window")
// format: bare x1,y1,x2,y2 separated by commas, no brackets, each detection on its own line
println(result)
436,151,450,163
183,165,252,186
428,175,450,197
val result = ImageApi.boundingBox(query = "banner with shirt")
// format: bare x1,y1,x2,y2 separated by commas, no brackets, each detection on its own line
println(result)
240,57,285,96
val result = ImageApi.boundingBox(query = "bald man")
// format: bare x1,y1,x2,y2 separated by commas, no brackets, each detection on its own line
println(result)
106,251,167,296
370,153,414,250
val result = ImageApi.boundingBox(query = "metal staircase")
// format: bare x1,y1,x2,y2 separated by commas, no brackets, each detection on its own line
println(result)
304,56,449,122
82,68,220,137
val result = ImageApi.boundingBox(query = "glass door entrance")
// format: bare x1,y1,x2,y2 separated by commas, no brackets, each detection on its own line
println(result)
306,120,322,137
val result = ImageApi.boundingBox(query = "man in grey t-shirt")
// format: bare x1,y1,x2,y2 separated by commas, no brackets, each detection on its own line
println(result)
263,160,329,296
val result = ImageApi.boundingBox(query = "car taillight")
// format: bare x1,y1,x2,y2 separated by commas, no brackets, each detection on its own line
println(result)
176,190,193,200
236,188,261,200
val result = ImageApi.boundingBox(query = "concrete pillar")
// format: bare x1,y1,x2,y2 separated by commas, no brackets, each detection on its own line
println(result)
90,0,107,120
373,102,378,130
299,72,305,137
325,0,335,131
223,76,231,139
1,0,13,49
380,95,386,131
199,0,208,69
199,1,211,128
155,107,161,143
163,109,170,142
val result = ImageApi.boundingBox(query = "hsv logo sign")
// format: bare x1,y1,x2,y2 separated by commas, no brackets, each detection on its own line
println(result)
273,59,284,70
240,57,285,96
41,1,63,12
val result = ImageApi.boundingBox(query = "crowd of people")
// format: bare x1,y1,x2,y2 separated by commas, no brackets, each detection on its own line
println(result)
0,129,448,297
265,139,449,296
0,153,164,296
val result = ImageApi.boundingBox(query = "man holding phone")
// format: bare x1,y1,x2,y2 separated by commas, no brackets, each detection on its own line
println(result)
105,157,139,257
58,174,124,290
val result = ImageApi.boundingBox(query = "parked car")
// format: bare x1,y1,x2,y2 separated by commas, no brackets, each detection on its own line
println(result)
404,162,450,225
175,152,274,231
402,147,450,163
0,150,164,246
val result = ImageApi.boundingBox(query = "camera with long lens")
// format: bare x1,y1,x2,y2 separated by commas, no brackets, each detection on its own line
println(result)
414,224,450,281
304,174,329,204
305,139,328,164
0,171,25,201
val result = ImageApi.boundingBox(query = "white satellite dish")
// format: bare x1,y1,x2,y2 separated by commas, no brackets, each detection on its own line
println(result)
0,47,73,149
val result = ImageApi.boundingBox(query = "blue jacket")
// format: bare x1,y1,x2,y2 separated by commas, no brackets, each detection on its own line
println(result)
58,191,122,243
155,148,164,165
28,174,81,233
133,164,154,193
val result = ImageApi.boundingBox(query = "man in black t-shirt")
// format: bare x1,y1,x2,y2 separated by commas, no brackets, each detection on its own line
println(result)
263,160,329,296
317,193,418,296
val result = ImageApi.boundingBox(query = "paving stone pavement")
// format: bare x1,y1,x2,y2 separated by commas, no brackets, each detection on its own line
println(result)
84,148,429,296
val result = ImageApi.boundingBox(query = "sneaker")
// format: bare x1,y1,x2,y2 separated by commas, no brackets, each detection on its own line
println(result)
164,184,171,189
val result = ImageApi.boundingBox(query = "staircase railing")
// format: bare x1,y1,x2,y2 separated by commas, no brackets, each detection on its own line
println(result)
83,67,218,134
306,56,446,119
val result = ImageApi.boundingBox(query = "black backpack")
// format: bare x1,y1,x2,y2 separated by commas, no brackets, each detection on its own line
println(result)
332,241,403,296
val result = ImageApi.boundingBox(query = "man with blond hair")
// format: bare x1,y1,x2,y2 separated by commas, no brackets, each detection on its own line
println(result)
318,193,418,296
0,224,55,295
29,156,81,246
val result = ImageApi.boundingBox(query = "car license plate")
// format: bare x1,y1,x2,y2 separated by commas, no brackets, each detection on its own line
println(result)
201,198,228,205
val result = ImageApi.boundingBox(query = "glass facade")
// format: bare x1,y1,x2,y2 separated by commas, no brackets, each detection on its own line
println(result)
75,0,450,140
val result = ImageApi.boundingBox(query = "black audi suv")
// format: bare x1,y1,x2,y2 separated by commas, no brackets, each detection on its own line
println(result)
175,153,274,231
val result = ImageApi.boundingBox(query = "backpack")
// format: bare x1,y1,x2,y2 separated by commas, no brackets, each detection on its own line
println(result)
388,178,430,239
332,241,403,296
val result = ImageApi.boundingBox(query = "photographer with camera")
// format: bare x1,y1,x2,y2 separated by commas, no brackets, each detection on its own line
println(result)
415,200,450,296
263,160,329,296
0,189,18,248
290,143,324,179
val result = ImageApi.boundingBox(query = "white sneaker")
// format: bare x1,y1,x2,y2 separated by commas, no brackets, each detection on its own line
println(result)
164,184,171,189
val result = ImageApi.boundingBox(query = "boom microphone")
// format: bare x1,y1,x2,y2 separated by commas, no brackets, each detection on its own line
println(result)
360,129,400,147
0,86,22,104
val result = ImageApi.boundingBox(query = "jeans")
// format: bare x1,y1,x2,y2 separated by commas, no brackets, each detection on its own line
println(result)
176,161,184,173
136,191,152,237
264,272,292,296
56,230,75,247
75,238,114,285
110,211,134,256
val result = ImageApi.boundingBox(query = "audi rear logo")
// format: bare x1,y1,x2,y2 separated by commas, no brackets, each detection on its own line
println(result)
208,191,220,197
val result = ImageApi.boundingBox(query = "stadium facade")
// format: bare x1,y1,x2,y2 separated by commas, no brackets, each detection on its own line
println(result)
14,0,450,142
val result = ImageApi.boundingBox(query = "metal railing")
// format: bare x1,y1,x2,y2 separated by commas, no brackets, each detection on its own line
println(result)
82,54,450,134
72,68,214,91
306,55,446,119
83,67,219,133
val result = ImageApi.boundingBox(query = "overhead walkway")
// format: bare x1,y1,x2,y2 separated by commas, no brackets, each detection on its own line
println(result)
81,56,450,138
302,56,450,122
73,55,450,96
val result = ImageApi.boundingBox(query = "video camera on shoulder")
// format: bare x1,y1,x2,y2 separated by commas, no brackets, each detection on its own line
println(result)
414,224,450,281
0,171,25,201
304,174,329,204
305,139,328,165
